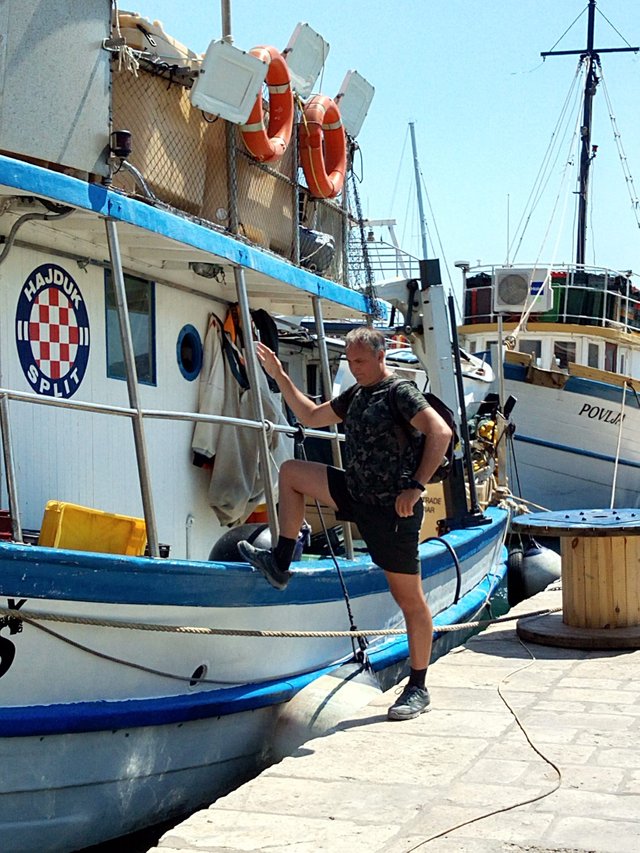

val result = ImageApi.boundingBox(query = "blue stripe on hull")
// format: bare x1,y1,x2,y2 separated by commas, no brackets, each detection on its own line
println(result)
512,432,640,469
0,508,507,606
502,364,639,468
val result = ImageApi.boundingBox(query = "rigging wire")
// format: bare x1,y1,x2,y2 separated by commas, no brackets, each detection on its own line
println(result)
511,75,584,337
544,6,586,56
508,61,583,263
418,171,460,313
600,67,640,233
389,124,411,222
597,7,637,50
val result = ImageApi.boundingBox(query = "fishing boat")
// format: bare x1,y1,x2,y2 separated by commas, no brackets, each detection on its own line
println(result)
457,0,640,510
0,4,510,851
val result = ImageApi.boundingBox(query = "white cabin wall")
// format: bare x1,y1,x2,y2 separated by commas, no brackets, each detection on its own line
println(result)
0,245,247,559
136,283,227,560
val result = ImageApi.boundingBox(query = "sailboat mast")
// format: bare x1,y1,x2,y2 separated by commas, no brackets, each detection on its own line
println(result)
541,0,638,267
576,0,597,266
409,121,429,259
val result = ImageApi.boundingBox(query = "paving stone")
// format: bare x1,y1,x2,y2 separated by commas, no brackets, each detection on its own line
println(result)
211,775,442,825
558,764,625,792
155,810,401,852
619,769,640,794
150,588,640,853
549,815,640,853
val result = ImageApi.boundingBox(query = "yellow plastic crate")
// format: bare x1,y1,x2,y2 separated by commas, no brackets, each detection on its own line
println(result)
39,501,147,556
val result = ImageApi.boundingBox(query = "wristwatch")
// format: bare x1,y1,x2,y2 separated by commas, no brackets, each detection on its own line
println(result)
406,478,425,492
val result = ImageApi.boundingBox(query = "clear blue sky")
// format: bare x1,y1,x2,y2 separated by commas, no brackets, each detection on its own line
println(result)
126,1,640,290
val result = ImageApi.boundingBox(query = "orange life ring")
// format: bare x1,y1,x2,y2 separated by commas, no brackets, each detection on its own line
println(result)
240,46,294,163
299,95,347,199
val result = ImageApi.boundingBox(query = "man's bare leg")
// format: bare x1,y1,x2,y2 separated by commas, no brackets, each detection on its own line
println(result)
237,460,337,588
277,459,337,539
384,570,433,720
384,571,433,669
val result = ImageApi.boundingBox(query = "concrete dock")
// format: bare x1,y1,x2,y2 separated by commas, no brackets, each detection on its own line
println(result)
148,585,640,853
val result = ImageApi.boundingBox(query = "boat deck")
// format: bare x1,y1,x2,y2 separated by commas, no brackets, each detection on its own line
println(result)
149,584,640,853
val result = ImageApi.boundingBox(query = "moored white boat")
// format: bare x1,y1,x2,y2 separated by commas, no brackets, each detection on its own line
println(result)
457,1,640,510
0,3,510,850
459,262,640,509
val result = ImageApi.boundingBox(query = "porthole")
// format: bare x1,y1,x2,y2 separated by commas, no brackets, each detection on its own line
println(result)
177,324,203,381
189,664,208,687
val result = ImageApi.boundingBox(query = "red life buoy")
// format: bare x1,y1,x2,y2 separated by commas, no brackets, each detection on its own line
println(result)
299,94,347,199
240,46,294,163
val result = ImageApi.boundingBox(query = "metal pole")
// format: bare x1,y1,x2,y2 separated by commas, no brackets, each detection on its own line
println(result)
576,0,597,266
220,0,232,43
447,294,483,517
409,122,429,260
610,381,627,509
312,295,354,559
292,111,300,266
222,0,278,542
496,314,506,409
233,268,280,544
0,395,23,542
342,146,351,287
104,219,160,557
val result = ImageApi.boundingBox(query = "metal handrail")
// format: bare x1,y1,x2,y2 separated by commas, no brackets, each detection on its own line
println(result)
0,386,343,442
463,262,640,333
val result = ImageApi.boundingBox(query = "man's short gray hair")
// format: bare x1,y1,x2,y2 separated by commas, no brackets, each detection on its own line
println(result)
344,326,387,354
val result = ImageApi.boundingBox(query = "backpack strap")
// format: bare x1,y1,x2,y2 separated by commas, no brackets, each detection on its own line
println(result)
388,378,458,479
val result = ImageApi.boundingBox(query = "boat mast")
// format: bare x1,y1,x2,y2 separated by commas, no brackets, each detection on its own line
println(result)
409,122,429,259
541,0,638,266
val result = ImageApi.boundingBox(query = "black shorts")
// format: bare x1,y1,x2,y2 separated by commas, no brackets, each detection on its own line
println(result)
326,466,423,575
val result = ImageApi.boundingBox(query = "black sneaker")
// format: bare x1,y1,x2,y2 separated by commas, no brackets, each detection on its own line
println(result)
237,540,291,591
387,684,431,721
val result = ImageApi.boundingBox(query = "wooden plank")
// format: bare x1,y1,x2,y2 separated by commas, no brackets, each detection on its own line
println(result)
596,535,614,629
582,537,603,629
610,537,629,627
569,362,640,393
562,535,585,627
626,537,640,627
505,350,532,367
580,537,607,628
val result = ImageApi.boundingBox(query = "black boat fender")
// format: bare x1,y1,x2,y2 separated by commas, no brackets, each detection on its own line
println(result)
209,523,271,562
507,539,561,605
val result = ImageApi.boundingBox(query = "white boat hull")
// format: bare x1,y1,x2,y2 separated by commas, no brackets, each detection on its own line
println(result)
0,511,508,852
0,711,274,853
502,364,640,509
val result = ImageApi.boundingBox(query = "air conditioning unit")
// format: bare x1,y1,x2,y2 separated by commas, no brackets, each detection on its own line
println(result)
492,268,553,313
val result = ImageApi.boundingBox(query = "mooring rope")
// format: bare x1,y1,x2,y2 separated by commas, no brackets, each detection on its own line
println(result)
0,604,561,638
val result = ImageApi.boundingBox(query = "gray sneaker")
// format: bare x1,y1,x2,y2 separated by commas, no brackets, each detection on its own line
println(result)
237,540,291,591
387,684,431,721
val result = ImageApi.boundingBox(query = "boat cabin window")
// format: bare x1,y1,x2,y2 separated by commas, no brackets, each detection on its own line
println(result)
518,339,541,365
553,341,576,370
105,272,156,385
588,342,599,369
605,341,618,373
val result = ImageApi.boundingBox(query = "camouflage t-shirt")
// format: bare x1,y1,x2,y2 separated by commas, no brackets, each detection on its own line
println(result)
331,376,430,506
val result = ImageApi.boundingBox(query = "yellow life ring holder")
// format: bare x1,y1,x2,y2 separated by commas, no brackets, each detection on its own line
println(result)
240,46,294,163
299,94,347,199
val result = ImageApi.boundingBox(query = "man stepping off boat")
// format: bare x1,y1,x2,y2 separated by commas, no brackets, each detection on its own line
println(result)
238,328,453,720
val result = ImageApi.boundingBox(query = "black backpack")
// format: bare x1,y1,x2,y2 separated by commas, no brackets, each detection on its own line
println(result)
342,377,458,483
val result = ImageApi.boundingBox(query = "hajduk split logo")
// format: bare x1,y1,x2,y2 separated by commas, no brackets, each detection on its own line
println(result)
15,263,90,398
